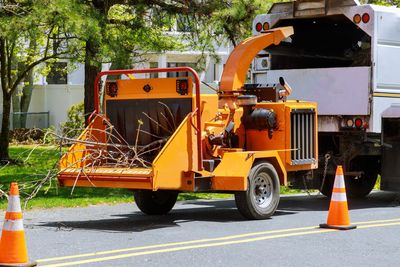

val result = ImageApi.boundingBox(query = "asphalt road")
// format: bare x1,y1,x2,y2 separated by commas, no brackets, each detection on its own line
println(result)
6,191,400,267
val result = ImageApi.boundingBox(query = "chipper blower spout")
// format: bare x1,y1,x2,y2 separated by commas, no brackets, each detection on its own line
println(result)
219,27,294,94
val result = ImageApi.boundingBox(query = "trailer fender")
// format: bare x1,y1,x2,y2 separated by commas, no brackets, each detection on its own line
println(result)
212,151,287,191
253,151,287,186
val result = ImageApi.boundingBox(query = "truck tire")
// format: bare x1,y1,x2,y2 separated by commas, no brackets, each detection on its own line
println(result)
320,176,334,198
319,162,336,197
346,157,379,198
134,190,178,215
319,157,379,199
234,162,280,220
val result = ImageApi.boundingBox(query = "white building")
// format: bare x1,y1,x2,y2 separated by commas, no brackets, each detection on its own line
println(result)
0,33,231,130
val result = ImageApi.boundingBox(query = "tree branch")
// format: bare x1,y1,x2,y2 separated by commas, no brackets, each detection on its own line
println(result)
10,52,69,93
128,0,211,15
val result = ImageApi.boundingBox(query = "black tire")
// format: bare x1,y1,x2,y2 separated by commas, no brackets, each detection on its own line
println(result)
319,163,336,198
234,162,280,220
134,190,178,215
346,157,379,198
320,176,334,197
319,157,379,199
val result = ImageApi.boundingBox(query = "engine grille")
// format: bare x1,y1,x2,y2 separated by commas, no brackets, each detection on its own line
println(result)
291,109,316,165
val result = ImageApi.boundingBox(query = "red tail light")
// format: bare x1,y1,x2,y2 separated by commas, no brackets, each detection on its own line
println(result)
106,82,118,97
355,118,363,128
176,79,188,95
362,13,370,23
255,22,262,32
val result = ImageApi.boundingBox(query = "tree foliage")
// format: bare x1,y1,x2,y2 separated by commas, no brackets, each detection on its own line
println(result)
60,102,85,138
0,0,303,161
210,0,276,47
361,0,400,5
85,2,184,67
0,0,96,161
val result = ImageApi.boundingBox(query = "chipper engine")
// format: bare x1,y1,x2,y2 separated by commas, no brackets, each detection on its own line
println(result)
58,27,318,219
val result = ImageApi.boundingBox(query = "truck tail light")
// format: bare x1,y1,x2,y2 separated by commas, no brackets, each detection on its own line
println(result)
106,82,118,97
346,119,354,127
176,79,189,95
353,14,361,24
355,118,363,128
263,22,270,31
362,13,370,23
255,22,262,32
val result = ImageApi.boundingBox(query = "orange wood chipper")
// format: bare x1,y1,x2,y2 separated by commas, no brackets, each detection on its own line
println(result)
58,27,318,219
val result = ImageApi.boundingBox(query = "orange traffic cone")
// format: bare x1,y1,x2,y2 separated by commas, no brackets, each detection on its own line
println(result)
0,183,36,266
320,166,357,230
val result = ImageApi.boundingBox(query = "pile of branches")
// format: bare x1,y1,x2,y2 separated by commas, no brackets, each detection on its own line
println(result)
1,102,178,204
10,128,44,143
60,102,177,169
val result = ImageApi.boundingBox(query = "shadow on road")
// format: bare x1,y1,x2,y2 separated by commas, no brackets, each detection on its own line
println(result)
38,200,296,233
278,191,400,212
38,191,399,233
39,201,242,233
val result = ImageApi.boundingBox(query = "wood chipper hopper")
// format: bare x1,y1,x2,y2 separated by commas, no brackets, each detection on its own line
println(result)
58,27,318,219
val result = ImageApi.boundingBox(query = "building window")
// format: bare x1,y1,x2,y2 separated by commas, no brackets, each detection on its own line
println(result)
167,62,196,78
149,62,159,78
152,8,173,32
46,62,68,84
176,14,192,32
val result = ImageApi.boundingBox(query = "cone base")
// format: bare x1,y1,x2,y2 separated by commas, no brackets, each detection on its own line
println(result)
0,261,37,267
319,223,357,230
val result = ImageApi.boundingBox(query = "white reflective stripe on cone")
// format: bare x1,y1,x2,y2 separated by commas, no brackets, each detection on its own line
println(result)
6,195,22,213
333,175,345,189
331,192,347,202
3,219,24,231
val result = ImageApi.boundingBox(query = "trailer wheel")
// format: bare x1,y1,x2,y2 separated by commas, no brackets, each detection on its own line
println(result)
134,190,178,215
234,162,280,220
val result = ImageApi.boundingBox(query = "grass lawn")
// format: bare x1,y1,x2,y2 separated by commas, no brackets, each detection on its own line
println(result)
0,145,305,210
0,145,135,210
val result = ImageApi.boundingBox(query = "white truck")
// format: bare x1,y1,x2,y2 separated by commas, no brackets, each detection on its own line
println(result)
251,0,400,197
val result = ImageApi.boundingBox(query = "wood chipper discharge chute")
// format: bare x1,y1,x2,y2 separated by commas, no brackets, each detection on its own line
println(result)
58,27,319,220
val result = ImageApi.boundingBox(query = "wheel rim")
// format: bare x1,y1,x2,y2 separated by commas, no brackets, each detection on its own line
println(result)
253,172,273,208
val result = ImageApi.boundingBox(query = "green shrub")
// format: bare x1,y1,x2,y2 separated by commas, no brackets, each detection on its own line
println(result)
42,126,57,144
61,102,85,138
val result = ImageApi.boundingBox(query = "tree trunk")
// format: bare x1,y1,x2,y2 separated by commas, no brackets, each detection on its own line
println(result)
84,40,101,124
0,92,11,161
20,68,34,127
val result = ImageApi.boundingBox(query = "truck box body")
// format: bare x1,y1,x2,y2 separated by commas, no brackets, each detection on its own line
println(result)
252,1,400,133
